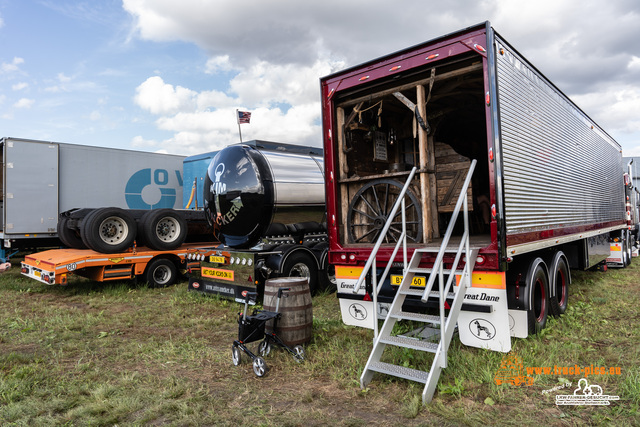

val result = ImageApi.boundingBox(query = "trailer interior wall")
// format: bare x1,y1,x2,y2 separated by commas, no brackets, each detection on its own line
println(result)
494,35,625,251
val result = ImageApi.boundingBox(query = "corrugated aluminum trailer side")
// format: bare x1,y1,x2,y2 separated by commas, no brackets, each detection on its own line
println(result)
0,137,185,260
491,32,625,257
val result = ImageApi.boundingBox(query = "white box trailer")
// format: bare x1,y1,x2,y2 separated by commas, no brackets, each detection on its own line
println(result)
0,137,185,260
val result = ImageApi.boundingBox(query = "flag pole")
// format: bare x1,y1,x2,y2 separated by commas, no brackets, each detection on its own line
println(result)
236,109,243,143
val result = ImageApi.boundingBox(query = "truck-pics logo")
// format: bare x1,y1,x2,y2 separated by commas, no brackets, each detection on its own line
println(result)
494,352,535,386
125,168,182,209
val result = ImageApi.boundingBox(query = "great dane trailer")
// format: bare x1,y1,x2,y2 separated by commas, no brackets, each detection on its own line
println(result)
319,21,629,402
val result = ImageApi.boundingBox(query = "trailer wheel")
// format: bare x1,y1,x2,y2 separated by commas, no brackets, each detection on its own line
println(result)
524,258,549,334
140,209,188,250
548,252,570,317
281,252,318,294
347,179,422,244
82,208,137,253
58,217,86,249
144,258,177,287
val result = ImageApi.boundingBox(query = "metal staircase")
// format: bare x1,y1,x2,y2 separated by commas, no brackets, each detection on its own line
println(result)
356,160,477,403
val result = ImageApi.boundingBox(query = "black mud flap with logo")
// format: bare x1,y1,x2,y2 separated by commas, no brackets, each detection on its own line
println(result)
188,276,256,304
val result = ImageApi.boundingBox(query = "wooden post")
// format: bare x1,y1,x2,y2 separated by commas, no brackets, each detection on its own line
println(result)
427,134,439,238
416,85,432,242
336,107,350,244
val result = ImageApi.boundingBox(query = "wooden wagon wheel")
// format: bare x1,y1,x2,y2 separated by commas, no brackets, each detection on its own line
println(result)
347,179,422,243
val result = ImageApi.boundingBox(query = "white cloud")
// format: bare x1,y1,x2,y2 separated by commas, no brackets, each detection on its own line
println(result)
89,111,101,121
1,57,25,73
14,98,35,109
205,55,235,74
134,76,198,115
12,82,28,91
121,0,640,155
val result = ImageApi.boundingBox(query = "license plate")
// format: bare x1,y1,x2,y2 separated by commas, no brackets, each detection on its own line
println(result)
34,270,41,278
390,275,426,287
209,256,225,264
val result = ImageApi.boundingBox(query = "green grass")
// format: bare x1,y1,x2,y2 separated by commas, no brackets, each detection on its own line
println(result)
1,255,639,425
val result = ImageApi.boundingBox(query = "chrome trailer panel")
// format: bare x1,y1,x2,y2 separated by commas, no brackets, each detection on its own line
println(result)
494,35,624,253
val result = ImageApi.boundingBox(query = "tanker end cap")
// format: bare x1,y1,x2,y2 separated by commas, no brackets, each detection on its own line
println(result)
204,145,275,248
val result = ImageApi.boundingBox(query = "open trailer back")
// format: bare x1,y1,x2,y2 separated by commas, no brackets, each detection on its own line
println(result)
320,21,630,402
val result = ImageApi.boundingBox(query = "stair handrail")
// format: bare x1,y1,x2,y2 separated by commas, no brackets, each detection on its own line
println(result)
421,159,476,304
351,166,417,297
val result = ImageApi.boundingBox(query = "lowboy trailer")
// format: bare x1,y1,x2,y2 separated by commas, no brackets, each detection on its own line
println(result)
21,243,216,287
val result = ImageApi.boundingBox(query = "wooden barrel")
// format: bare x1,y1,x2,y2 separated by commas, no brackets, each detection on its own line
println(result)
263,277,313,346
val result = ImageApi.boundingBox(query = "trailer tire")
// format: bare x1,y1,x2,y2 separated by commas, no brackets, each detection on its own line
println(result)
281,252,318,294
320,263,336,293
140,209,187,250
524,258,549,334
145,258,177,287
548,252,570,317
81,208,137,253
58,217,87,249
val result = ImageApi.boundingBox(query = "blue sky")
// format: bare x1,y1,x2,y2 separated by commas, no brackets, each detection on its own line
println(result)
1,0,640,157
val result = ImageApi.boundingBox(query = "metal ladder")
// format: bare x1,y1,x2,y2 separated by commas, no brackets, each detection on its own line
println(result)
358,159,477,403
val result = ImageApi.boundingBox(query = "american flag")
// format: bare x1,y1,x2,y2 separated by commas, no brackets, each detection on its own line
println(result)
237,110,251,124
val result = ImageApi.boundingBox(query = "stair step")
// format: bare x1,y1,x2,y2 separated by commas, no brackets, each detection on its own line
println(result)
407,267,465,275
368,361,430,383
380,335,439,353
389,310,441,325
398,288,456,299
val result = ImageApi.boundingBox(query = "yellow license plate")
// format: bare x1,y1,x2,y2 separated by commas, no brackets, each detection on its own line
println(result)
209,256,225,264
390,275,426,287
34,270,41,278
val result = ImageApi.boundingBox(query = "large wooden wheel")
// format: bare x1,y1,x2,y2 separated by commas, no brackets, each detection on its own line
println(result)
347,179,422,244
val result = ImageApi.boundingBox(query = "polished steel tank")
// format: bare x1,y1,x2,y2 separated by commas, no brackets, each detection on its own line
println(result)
203,141,324,248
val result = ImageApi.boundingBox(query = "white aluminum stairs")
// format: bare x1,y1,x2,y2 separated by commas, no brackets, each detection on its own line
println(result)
360,247,477,403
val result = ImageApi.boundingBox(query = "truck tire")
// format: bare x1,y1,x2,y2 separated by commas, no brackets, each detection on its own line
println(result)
82,207,137,253
140,209,187,251
144,258,178,287
524,258,549,334
281,252,318,294
548,252,570,317
58,217,87,249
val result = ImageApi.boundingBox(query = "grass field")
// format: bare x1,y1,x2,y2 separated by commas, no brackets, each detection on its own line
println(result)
1,254,639,426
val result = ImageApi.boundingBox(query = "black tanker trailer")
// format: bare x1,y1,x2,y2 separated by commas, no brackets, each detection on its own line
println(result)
188,141,332,300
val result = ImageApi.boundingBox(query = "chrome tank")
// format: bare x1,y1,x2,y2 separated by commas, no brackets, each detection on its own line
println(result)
203,143,324,248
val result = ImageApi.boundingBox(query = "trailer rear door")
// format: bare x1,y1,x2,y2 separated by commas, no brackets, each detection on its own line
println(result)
4,139,58,235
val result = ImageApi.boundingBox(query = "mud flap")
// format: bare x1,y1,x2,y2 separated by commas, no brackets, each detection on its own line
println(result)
508,309,528,338
457,287,511,353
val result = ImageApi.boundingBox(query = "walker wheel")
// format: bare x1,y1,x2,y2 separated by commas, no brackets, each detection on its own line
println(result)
293,345,305,363
259,340,271,357
232,344,241,366
253,357,267,377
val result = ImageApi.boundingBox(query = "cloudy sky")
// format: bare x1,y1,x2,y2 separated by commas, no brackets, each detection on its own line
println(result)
1,0,640,157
